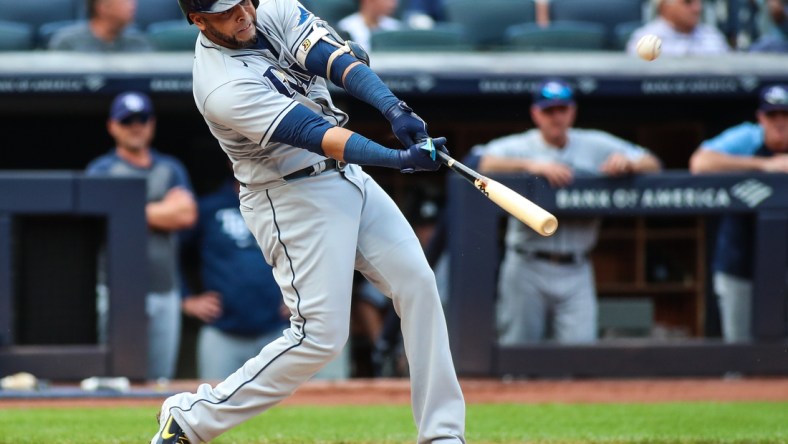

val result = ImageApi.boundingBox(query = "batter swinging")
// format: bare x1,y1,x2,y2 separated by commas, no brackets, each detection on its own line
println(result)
150,0,466,443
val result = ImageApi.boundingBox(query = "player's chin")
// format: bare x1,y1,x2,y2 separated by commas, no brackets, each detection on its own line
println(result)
237,24,255,41
236,32,258,49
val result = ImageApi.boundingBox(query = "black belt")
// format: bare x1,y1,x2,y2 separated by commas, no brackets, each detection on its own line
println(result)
239,159,339,187
515,247,582,265
283,159,339,181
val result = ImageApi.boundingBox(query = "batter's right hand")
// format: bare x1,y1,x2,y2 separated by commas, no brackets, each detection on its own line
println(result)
398,137,447,173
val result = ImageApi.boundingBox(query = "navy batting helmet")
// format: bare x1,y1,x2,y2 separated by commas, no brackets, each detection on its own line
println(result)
178,0,260,24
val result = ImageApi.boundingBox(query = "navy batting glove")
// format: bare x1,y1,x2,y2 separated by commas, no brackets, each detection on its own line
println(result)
384,101,428,147
398,137,448,173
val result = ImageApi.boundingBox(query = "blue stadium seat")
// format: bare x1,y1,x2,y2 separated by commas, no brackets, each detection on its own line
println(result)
308,0,357,27
37,19,84,49
147,20,200,51
134,0,186,29
549,0,644,47
0,20,34,51
444,0,536,49
614,20,642,50
370,26,471,52
0,0,80,26
0,0,80,41
505,21,608,51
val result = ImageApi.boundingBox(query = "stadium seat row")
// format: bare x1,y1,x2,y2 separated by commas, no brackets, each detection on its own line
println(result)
0,0,648,51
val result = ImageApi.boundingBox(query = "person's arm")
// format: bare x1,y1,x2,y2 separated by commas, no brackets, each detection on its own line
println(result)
146,187,198,231
599,152,662,175
479,155,574,187
767,0,787,24
631,153,662,173
270,103,446,173
301,39,429,147
689,147,781,173
479,155,539,173
535,0,550,26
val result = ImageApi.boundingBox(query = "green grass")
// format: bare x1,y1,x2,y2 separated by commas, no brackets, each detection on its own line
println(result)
0,402,786,443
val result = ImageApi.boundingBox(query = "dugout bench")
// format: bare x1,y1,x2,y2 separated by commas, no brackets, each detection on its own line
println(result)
447,171,788,377
0,172,148,380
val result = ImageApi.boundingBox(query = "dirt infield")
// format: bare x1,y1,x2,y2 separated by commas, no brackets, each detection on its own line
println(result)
1,377,787,409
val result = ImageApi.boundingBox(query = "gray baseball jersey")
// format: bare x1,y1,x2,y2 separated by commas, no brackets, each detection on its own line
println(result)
192,0,348,189
155,1,465,443
481,127,652,344
481,127,651,255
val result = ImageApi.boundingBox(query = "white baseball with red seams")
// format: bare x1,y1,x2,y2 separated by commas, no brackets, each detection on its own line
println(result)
636,34,662,61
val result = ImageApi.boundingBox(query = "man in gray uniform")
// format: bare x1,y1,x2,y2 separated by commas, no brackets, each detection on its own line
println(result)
150,0,465,443
87,91,197,379
478,79,662,345
49,0,153,52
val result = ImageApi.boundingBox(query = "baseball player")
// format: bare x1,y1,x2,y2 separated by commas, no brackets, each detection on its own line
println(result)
150,0,465,443
689,84,788,342
477,79,662,345
88,91,197,380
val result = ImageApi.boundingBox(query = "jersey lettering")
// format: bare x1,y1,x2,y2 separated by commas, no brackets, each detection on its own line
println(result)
263,66,313,98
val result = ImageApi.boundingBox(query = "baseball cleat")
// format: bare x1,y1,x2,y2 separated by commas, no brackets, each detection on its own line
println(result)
151,404,191,444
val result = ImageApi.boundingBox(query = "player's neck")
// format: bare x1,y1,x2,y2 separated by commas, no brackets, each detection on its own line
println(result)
361,9,386,28
116,146,152,168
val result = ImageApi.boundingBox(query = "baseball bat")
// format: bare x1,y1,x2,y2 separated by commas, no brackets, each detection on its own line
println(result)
437,150,558,237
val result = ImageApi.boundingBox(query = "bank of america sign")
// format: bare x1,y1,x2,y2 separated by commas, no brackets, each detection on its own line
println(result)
555,180,772,210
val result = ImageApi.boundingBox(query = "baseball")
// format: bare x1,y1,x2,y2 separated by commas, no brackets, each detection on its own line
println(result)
636,34,662,61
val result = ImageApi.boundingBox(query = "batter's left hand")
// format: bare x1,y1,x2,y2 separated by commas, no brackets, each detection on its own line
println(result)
384,100,428,147
398,137,448,173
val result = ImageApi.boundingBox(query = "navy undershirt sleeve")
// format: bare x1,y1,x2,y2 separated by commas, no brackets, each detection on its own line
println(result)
269,104,333,154
270,103,403,170
304,40,398,114
343,133,401,169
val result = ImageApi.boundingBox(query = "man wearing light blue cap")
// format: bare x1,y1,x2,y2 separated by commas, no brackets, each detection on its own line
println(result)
478,78,662,345
690,84,788,342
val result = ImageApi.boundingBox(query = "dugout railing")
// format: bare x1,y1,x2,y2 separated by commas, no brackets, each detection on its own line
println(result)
0,172,148,380
1,52,788,379
447,171,788,377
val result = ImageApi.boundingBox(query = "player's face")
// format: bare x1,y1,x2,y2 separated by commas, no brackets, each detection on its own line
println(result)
192,0,258,50
371,0,398,17
97,0,136,26
531,105,576,147
662,0,702,33
108,115,155,153
759,110,788,152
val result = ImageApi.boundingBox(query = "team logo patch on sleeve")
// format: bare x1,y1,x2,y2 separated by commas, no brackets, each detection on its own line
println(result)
301,39,311,51
297,6,310,26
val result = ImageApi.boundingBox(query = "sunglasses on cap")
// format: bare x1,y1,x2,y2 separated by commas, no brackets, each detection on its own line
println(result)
119,114,152,126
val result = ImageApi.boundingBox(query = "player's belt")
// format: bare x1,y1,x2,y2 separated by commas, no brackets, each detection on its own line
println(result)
282,159,339,181
514,246,583,265
239,159,340,188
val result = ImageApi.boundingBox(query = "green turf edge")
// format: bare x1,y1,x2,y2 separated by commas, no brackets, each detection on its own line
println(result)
0,402,786,444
